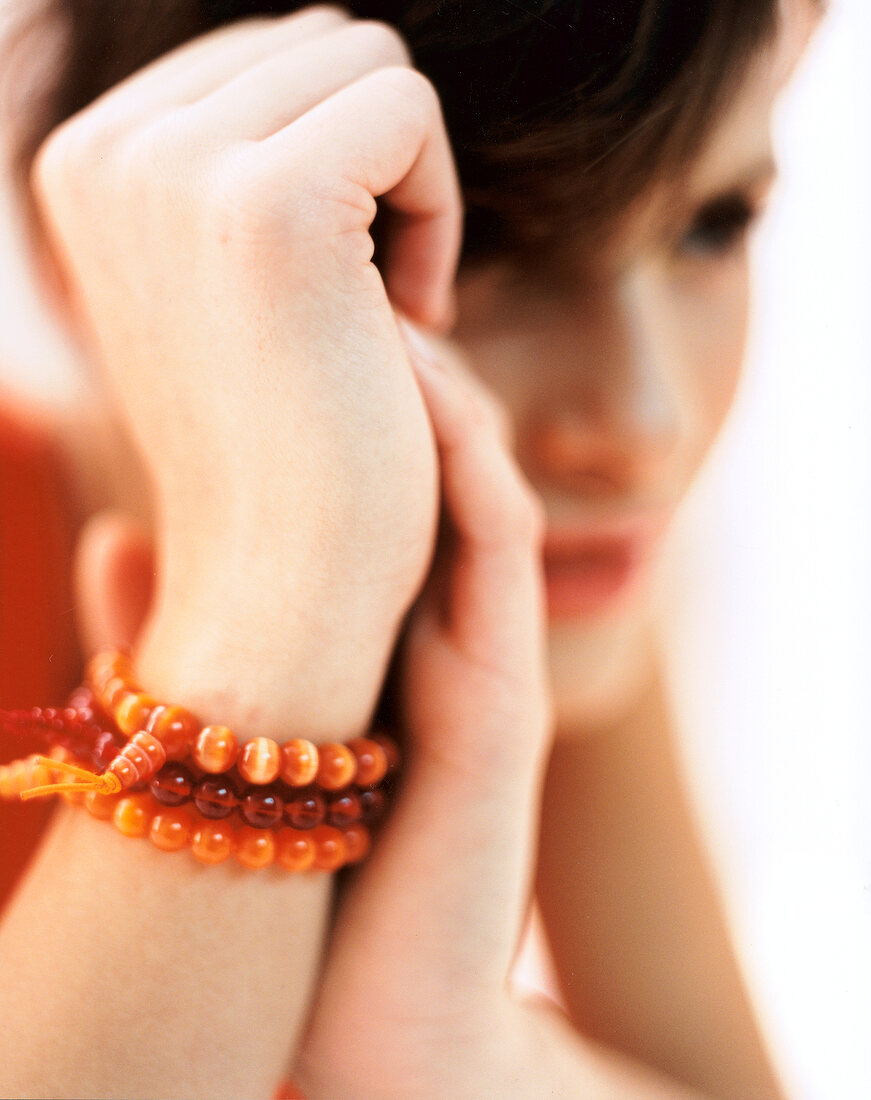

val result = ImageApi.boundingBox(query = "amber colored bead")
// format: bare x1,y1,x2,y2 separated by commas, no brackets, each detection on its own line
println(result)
316,743,356,791
192,724,239,773
150,807,194,852
113,794,153,838
342,823,371,864
369,730,401,773
275,829,316,872
347,737,388,788
241,786,283,829
191,821,236,864
101,676,130,711
146,704,200,760
115,692,157,737
279,739,319,787
358,786,387,825
238,737,281,785
110,755,140,789
85,788,118,819
235,826,275,869
311,824,347,871
327,789,362,828
151,761,194,806
284,787,326,830
193,776,238,820
87,650,134,694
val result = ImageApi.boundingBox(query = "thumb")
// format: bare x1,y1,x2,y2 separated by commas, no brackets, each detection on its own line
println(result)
73,511,155,653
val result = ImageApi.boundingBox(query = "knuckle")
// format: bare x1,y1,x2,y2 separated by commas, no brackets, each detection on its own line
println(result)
346,20,413,67
375,65,440,120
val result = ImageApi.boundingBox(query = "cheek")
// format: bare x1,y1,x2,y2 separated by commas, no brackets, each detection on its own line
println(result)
673,256,751,450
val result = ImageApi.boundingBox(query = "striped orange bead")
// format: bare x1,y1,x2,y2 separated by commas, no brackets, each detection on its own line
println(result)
275,829,316,872
150,807,195,852
238,737,280,785
279,739,319,787
84,789,118,820
342,823,371,864
191,821,236,864
146,704,200,760
315,743,356,791
311,824,347,871
115,692,157,736
347,738,388,787
193,725,239,774
235,826,275,869
113,794,153,838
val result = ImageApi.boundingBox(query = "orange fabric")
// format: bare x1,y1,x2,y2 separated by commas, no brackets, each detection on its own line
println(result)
0,396,79,911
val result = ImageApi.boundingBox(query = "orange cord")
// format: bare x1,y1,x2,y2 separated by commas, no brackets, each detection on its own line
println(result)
18,755,122,801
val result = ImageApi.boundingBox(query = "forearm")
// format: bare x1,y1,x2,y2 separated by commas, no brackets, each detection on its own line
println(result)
535,636,786,1100
0,572,397,1099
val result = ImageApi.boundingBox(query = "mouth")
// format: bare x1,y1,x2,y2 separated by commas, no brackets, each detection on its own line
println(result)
541,513,668,619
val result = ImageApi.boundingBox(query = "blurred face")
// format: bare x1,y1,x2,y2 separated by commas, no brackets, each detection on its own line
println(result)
451,6,815,730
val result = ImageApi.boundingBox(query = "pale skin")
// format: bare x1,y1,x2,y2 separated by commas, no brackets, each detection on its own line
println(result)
0,3,816,1098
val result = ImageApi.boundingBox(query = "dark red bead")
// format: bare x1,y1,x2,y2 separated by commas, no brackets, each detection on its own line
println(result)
284,787,326,830
92,729,122,769
327,789,362,828
240,786,283,829
151,762,195,807
193,776,238,819
358,787,387,825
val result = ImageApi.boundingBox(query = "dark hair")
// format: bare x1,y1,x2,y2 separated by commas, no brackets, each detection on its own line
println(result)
4,1,782,268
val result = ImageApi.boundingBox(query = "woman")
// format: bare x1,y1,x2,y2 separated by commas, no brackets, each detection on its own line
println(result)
0,1,819,1097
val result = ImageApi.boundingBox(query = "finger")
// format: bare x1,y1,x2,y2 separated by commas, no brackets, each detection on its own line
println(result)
73,512,155,653
399,320,547,687
83,7,350,131
187,20,412,142
261,66,462,328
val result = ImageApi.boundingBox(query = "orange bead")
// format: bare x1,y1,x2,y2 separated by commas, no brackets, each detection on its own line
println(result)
369,730,401,774
146,704,200,760
129,731,167,772
279,739,319,787
150,807,194,852
0,764,17,799
101,676,131,712
311,824,347,871
235,826,275,870
347,738,388,787
342,823,371,864
238,737,280,785
84,789,118,819
193,725,239,774
275,829,316,872
86,649,134,694
113,794,153,838
191,821,236,864
109,755,140,789
315,743,356,791
115,692,157,736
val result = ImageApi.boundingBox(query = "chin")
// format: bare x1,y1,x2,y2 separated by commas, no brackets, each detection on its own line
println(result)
545,595,657,734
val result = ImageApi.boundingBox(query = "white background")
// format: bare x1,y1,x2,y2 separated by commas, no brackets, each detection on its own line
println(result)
1,3,869,1098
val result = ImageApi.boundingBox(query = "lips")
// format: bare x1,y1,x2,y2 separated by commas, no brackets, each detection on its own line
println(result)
541,514,667,618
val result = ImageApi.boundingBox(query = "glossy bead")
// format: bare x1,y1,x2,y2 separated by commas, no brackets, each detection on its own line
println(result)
150,761,194,806
284,788,326,830
238,737,281,785
84,788,118,819
146,704,200,760
92,729,122,769
118,740,151,780
193,724,239,773
235,826,275,869
86,650,134,694
115,692,157,737
311,824,347,871
358,786,387,825
101,676,130,711
240,786,283,829
149,807,194,852
315,743,356,791
347,737,388,787
342,823,371,864
279,739,319,787
113,794,153,838
191,821,236,864
275,829,316,872
370,730,401,774
193,776,237,820
109,755,140,789
327,789,362,828
130,731,166,771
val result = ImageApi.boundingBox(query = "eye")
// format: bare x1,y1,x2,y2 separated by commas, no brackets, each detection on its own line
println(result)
677,193,759,258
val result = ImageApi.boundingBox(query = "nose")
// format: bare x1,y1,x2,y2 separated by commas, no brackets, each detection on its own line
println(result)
521,270,686,500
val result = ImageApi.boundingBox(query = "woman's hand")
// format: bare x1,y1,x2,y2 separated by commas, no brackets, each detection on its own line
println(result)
30,6,461,729
292,327,712,1100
